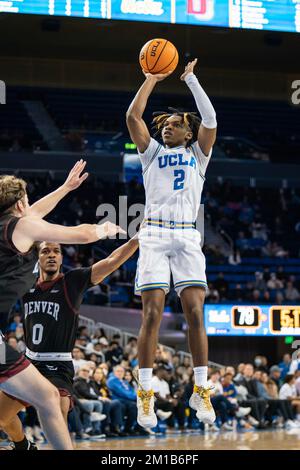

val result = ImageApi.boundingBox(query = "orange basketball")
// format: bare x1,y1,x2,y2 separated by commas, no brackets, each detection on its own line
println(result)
139,38,179,75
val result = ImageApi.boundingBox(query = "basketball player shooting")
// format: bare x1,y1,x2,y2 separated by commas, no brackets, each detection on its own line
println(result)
0,162,124,449
126,58,217,428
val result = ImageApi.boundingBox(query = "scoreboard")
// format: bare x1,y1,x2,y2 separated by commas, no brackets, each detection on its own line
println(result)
205,304,300,336
0,1,300,34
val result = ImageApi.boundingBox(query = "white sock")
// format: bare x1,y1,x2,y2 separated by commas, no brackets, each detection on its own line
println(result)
297,414,300,421
139,368,153,391
193,366,208,388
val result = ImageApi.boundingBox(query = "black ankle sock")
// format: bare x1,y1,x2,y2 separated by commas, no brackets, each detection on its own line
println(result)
13,436,29,450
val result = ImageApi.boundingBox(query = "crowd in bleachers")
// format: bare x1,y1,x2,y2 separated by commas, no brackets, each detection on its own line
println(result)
1,87,300,162
203,180,300,305
1,320,300,443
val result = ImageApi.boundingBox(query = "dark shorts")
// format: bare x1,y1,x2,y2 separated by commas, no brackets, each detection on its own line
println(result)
32,360,74,411
32,360,74,395
0,341,31,384
2,360,75,411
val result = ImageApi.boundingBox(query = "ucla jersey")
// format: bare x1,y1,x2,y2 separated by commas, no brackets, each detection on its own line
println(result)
139,138,212,223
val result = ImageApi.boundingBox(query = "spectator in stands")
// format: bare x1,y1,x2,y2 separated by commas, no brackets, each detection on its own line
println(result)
68,395,91,441
254,355,268,373
267,273,284,290
151,365,185,431
253,272,266,291
72,347,88,374
251,220,268,241
279,375,300,422
124,337,138,358
222,373,251,419
206,370,242,430
234,363,245,382
124,369,138,393
285,281,300,302
6,335,23,354
98,362,109,377
259,371,297,428
171,354,181,369
276,266,287,283
85,338,107,363
251,289,261,302
92,368,124,437
95,338,109,358
278,354,292,380
107,365,145,435
225,366,236,376
7,313,22,333
75,336,88,351
269,365,282,388
105,341,124,368
73,366,106,436
234,363,268,428
289,351,300,376
77,326,91,342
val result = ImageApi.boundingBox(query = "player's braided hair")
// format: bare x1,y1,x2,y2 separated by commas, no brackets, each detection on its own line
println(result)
152,107,201,147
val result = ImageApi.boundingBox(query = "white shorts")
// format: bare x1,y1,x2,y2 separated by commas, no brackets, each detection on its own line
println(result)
135,226,207,297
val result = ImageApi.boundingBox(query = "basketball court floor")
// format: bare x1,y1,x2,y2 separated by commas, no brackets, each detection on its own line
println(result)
38,429,300,451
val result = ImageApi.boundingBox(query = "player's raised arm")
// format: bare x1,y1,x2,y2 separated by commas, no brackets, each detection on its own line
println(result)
126,72,172,153
181,59,217,157
12,218,125,253
29,159,89,218
90,237,139,285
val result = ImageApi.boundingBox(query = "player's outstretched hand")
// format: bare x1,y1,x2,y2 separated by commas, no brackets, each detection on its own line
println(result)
180,58,198,81
96,221,126,239
63,159,89,191
142,70,173,82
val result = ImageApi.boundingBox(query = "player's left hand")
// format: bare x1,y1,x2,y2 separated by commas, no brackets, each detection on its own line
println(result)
63,159,89,191
180,58,198,81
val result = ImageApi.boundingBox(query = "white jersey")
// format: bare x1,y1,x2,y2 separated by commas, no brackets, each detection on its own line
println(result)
139,138,212,223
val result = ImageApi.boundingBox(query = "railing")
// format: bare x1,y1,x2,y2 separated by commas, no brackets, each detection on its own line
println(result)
90,320,224,368
78,315,96,336
94,321,122,341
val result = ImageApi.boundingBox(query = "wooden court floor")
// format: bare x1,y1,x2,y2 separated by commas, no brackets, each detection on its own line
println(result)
41,429,300,451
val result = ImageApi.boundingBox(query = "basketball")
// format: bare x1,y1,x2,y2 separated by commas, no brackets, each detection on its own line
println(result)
139,38,179,75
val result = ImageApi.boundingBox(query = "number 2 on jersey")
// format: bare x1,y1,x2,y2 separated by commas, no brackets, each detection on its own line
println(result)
173,169,185,190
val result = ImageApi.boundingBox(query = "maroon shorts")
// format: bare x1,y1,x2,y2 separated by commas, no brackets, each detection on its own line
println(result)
0,342,31,384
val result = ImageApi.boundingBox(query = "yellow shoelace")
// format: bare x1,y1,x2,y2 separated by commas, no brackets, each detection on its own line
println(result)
138,389,154,415
193,385,213,410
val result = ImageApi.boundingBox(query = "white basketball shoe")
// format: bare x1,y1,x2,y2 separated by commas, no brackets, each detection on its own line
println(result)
189,385,216,424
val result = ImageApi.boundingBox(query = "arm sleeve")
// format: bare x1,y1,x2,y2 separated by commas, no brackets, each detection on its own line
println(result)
184,73,217,129
64,268,92,312
138,138,161,171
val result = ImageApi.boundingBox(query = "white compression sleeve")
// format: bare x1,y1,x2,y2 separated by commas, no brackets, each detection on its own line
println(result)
184,73,217,129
